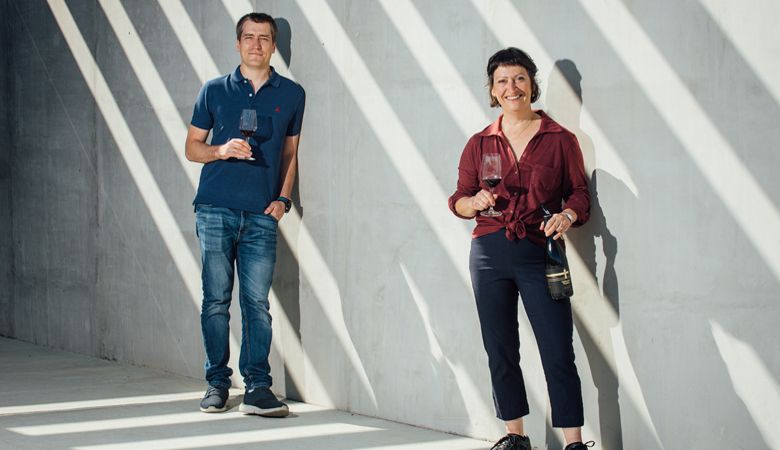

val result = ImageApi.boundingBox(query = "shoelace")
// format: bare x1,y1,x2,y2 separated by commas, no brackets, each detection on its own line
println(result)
565,441,596,450
205,386,223,397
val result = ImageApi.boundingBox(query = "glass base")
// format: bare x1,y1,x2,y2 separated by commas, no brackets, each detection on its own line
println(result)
480,208,502,217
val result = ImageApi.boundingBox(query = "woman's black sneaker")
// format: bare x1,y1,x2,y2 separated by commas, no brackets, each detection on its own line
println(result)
490,433,532,450
199,386,229,413
238,387,289,417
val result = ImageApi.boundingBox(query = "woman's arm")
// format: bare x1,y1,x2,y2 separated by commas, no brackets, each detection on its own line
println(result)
448,136,483,219
561,133,590,226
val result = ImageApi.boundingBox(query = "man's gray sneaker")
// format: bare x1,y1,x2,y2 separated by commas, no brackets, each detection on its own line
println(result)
238,387,289,417
199,386,229,413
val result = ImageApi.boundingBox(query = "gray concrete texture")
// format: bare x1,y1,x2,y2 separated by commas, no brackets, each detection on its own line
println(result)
2,0,778,449
0,337,491,449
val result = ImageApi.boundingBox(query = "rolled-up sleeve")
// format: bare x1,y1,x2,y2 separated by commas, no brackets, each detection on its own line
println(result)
448,136,482,219
561,133,590,226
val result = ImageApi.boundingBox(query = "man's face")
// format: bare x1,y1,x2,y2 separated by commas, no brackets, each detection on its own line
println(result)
236,21,275,69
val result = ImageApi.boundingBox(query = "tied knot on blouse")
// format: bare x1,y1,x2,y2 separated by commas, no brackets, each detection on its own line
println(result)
505,217,527,241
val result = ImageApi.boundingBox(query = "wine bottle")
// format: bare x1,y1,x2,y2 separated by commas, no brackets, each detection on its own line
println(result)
541,205,574,300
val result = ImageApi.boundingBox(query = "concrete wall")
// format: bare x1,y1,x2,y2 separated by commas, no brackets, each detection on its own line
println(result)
0,0,13,338
3,1,779,449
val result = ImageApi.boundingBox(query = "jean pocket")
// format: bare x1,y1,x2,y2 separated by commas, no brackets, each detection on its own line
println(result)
261,213,279,227
196,211,235,252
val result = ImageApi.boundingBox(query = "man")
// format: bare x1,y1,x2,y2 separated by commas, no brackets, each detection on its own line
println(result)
185,12,304,417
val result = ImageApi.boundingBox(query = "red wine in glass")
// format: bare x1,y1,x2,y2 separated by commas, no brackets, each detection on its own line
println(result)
239,109,257,161
480,154,502,217
483,177,501,188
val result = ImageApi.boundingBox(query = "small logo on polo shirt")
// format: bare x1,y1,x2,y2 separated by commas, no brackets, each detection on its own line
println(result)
274,106,281,113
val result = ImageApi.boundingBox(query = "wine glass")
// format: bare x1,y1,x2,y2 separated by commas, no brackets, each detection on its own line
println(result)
480,153,502,217
239,109,257,161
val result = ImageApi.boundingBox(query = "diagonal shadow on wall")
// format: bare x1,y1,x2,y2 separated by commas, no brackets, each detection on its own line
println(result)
10,1,777,448
10,0,203,375
413,1,634,446
26,0,372,408
506,1,778,448
119,0,205,134
297,0,665,444
619,0,780,212
279,0,521,431
550,58,626,450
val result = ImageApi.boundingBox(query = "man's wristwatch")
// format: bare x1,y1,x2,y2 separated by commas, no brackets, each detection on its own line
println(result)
277,196,292,213
561,211,574,224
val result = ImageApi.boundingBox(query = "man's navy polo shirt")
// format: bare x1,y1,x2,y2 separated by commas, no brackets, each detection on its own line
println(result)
191,66,305,213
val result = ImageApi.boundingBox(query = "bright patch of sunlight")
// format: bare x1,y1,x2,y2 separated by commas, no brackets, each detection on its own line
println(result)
73,423,379,450
0,392,202,416
711,320,780,449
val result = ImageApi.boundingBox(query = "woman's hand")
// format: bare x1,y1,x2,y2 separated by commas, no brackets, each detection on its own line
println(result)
470,189,497,212
454,190,498,218
540,209,577,240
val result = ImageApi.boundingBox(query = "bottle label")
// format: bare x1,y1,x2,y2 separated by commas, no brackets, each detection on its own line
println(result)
545,270,570,280
546,267,574,299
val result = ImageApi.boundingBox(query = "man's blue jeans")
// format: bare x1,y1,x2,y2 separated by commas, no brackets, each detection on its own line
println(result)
195,205,277,391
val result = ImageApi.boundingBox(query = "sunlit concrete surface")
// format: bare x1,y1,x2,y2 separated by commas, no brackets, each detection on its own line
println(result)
0,338,491,450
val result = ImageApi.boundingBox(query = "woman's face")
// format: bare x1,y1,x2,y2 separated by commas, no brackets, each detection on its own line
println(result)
491,64,534,112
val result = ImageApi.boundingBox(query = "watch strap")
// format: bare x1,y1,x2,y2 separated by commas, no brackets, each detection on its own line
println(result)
277,196,292,213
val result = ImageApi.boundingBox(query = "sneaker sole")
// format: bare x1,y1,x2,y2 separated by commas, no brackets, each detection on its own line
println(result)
199,405,228,413
238,403,289,417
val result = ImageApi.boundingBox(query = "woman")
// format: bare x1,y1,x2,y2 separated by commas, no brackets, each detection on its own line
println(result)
448,47,593,450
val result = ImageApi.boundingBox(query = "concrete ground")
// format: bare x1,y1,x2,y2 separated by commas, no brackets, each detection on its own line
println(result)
0,337,492,450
